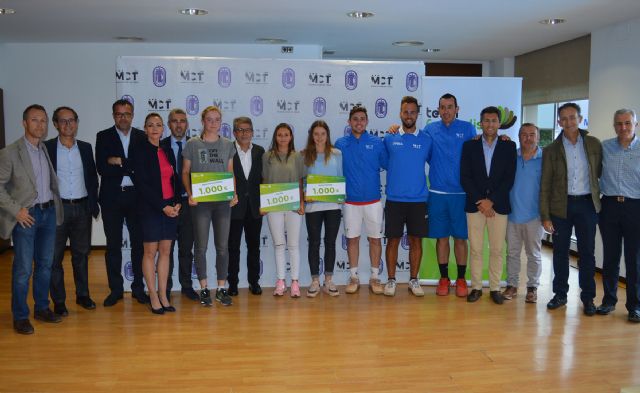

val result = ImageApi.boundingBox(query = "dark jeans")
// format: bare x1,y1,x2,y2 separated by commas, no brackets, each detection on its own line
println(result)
599,196,640,312
305,209,342,277
551,196,598,303
228,211,263,287
12,205,57,320
101,188,143,295
50,200,92,305
168,199,194,291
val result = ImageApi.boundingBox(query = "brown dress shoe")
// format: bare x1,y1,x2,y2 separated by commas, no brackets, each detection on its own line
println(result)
525,287,537,303
502,286,517,300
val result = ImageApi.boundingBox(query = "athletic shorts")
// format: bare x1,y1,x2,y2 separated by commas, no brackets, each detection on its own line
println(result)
384,201,428,238
427,192,468,239
343,201,383,239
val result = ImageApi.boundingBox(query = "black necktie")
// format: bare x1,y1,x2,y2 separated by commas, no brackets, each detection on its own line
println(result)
176,141,182,176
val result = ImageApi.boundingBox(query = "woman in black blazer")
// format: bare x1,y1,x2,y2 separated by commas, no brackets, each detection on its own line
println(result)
133,113,181,314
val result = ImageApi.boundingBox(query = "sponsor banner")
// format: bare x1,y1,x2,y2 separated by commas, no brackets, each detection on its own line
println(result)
191,172,234,202
305,174,345,203
260,183,301,213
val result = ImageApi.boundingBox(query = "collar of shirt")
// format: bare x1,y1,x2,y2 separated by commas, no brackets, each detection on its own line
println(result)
23,136,41,152
517,146,542,159
562,132,583,147
235,141,253,154
171,135,186,147
481,135,497,149
57,138,78,150
398,127,418,136
619,134,639,150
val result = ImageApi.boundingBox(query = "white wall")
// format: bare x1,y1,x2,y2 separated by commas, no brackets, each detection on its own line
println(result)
0,42,321,245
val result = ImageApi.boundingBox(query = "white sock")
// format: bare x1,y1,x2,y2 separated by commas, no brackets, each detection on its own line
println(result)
370,266,379,279
350,267,358,278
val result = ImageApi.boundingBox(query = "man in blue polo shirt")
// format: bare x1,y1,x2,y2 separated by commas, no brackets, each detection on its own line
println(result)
335,106,387,295
383,96,431,297
502,123,544,303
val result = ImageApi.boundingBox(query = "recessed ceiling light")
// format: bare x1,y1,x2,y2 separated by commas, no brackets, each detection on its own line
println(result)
422,48,441,53
393,41,424,47
347,11,374,19
256,38,288,44
179,8,208,16
0,8,16,15
539,18,565,25
115,36,145,42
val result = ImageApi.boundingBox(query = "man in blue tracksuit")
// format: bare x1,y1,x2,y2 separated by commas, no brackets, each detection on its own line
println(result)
334,106,388,295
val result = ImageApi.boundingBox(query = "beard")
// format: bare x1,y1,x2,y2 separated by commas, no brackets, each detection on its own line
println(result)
401,118,416,130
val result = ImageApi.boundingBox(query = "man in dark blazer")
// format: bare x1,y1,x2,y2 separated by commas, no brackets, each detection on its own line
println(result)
95,99,147,307
160,108,198,301
227,116,264,296
460,106,516,305
45,106,99,316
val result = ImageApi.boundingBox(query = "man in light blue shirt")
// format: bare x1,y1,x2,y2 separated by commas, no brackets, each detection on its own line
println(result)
596,109,640,323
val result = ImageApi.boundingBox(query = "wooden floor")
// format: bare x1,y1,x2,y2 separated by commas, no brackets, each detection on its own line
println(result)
0,247,639,393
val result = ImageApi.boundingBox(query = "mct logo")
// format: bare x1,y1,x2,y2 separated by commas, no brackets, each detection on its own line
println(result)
375,98,388,118
319,258,325,275
345,70,358,90
401,232,410,250
121,95,135,106
218,67,232,88
250,96,264,116
245,71,269,84
343,126,352,136
115,69,139,83
186,95,199,116
371,74,393,87
282,68,295,89
180,70,205,83
339,100,362,113
124,261,134,281
220,123,232,138
276,99,300,113
152,66,167,87
212,98,237,112
406,72,419,92
309,72,332,86
148,98,172,111
341,234,348,250
191,260,198,279
313,97,327,117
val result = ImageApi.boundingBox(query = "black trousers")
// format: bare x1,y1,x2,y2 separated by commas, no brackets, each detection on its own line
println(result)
168,199,194,291
228,209,263,287
50,200,92,304
305,209,342,276
101,188,144,295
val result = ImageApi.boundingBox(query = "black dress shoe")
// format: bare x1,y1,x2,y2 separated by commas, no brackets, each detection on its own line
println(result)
54,303,69,317
490,291,504,305
161,304,176,312
76,296,96,310
34,308,62,323
181,288,199,301
583,301,596,316
467,289,482,303
132,291,150,304
13,319,34,335
249,283,262,295
228,285,239,297
103,292,123,307
596,303,615,315
628,310,640,323
546,295,567,310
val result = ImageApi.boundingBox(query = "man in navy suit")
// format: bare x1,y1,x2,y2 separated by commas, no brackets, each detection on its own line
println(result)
45,106,100,316
95,99,147,307
460,106,517,305
160,108,198,301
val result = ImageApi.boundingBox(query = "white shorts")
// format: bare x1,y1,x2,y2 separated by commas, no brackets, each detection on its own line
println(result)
343,201,383,239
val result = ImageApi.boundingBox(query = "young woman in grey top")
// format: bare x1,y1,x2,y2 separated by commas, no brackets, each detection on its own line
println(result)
262,123,305,298
181,106,237,307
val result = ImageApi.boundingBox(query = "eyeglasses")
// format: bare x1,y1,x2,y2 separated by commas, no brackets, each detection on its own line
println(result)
235,127,253,133
56,118,77,126
114,112,133,119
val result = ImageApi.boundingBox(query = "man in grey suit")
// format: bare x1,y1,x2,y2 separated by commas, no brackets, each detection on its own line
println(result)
0,104,64,335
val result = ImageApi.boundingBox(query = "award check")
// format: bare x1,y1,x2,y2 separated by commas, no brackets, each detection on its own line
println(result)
191,172,234,202
260,183,300,213
305,174,345,203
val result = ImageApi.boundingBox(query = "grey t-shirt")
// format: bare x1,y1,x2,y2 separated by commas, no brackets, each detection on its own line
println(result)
182,135,235,172
262,151,305,183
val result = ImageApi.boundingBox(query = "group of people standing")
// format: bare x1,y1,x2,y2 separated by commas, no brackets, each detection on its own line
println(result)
1,93,638,335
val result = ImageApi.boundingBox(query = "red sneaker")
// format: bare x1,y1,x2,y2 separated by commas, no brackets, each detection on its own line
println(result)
436,278,451,296
455,278,468,297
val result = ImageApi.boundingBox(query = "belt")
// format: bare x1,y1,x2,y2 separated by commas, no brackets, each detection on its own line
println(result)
567,194,591,200
61,196,88,204
604,195,638,203
35,200,54,209
120,186,135,192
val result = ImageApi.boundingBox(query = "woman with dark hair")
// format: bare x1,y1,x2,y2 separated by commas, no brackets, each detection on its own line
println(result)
302,121,342,297
134,113,181,314
262,123,305,297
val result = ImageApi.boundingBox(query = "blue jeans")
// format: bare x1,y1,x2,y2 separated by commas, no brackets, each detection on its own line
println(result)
550,197,598,303
11,205,57,320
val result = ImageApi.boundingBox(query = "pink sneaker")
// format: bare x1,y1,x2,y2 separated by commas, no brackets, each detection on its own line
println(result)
290,280,301,298
273,279,286,296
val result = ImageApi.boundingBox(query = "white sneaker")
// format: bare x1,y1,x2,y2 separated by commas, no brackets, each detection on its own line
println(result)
384,279,397,297
408,279,424,297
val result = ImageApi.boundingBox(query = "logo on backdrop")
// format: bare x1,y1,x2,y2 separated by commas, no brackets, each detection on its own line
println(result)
148,98,172,111
341,234,348,250
401,232,410,250
124,261,134,281
282,68,295,89
152,66,167,87
212,98,237,112
406,72,419,92
343,126,352,136
250,96,264,116
339,100,363,114
276,99,300,113
259,259,264,277
371,74,393,87
313,97,327,117
191,261,197,279
221,123,232,138
345,70,358,90
498,106,518,129
116,69,139,83
180,69,205,83
218,67,232,88
186,95,199,116
121,95,135,106
245,71,269,84
319,258,325,275
308,72,332,86
375,98,388,118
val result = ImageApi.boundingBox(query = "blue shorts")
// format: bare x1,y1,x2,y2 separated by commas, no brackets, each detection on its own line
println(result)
427,192,468,239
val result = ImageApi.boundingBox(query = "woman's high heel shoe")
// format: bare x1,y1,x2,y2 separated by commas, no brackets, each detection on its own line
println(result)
151,306,164,315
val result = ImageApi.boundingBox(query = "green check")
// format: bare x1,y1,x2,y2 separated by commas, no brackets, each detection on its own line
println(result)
305,174,345,203
191,172,234,202
260,183,300,213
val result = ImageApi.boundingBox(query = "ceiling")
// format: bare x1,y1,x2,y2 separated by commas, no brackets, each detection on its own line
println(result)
1,0,640,60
